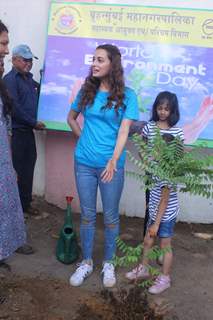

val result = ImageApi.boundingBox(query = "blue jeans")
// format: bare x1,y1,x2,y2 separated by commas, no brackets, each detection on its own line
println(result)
75,162,124,262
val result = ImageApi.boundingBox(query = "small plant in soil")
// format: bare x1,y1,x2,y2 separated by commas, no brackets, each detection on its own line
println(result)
109,132,213,319
113,131,213,286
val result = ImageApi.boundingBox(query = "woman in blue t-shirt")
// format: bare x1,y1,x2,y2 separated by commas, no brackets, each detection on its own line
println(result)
67,44,139,288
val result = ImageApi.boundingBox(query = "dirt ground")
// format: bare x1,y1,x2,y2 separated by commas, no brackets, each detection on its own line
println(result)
0,197,213,320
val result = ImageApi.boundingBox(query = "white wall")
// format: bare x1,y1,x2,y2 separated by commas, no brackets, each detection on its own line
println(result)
0,0,52,196
1,0,212,222
0,0,50,79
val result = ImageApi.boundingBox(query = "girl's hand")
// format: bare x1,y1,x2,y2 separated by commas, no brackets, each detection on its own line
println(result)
148,223,159,237
101,158,117,183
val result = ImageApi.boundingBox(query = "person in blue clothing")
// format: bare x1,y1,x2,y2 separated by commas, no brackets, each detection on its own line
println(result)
3,45,45,224
67,44,139,288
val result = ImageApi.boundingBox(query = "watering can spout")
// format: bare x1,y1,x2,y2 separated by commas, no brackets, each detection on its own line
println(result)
56,196,79,264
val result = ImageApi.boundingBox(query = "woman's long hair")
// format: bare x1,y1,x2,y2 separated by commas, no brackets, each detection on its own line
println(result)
0,21,12,116
78,44,125,112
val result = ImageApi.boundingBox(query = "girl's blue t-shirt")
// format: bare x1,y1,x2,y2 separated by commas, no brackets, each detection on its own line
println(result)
70,87,139,168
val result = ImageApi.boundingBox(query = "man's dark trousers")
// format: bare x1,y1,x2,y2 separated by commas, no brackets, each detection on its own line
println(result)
12,128,37,212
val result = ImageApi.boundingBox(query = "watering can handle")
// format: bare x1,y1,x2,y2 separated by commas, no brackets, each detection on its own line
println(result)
66,196,74,204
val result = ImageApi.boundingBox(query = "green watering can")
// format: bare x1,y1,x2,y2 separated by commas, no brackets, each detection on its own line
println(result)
56,196,79,264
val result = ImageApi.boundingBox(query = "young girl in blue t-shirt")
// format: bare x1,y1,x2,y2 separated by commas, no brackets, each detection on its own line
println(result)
126,91,184,294
67,44,139,288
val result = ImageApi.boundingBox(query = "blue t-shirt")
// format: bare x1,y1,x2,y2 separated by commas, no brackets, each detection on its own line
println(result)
70,87,139,168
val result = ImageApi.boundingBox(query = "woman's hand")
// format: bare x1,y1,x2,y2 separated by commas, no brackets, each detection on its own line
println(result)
148,223,159,237
101,119,132,182
101,158,117,183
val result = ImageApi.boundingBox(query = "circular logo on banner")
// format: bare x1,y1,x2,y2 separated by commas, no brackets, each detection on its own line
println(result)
202,19,213,36
52,6,82,35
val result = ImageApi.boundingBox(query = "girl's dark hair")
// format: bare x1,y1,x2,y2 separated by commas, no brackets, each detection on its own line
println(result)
78,44,125,112
0,20,8,34
150,91,180,126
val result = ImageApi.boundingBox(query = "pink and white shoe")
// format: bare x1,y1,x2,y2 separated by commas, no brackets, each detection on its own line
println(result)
148,275,171,294
125,264,149,281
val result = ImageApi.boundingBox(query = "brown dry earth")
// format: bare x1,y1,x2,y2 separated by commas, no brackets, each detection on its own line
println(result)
0,197,212,320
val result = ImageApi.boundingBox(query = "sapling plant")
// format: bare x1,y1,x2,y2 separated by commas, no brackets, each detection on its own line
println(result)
114,131,213,286
128,131,213,198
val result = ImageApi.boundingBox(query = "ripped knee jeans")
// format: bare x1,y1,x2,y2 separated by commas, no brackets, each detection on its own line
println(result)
75,162,124,261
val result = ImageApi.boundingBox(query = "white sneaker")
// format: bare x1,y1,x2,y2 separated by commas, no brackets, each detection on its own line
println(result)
102,262,116,288
69,261,93,286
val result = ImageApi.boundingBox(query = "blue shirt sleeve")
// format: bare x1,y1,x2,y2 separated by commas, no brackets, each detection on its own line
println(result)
3,73,37,128
123,88,139,121
70,90,82,113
